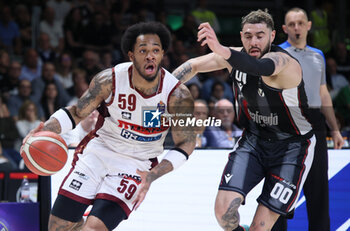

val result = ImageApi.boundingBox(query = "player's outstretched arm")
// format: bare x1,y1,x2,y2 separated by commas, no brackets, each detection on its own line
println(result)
172,52,231,83
22,69,113,143
133,84,196,209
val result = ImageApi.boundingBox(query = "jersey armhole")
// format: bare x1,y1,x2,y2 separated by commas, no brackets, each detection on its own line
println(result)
105,67,116,106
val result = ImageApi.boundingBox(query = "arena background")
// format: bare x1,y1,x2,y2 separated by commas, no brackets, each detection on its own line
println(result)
0,0,349,230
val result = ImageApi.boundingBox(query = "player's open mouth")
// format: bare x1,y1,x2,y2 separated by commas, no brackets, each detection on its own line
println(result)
145,63,155,74
296,34,300,39
249,48,260,55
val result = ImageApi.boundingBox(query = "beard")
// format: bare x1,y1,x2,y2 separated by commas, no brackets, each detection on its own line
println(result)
133,60,160,82
246,38,272,59
260,41,271,57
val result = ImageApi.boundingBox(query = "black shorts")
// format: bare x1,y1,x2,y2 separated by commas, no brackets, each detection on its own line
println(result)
219,131,316,217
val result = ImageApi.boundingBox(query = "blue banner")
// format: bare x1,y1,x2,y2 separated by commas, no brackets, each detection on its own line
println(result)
0,203,39,231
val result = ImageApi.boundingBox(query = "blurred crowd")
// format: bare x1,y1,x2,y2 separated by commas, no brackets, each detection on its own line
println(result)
0,0,349,170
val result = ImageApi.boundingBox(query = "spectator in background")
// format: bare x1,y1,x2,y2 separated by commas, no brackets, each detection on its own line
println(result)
0,61,22,100
187,83,201,100
204,99,242,148
37,32,57,63
63,7,86,57
175,14,198,53
171,40,188,68
0,5,21,56
39,6,64,54
7,79,45,121
0,50,10,81
101,51,113,69
207,97,217,118
210,81,225,102
67,77,88,106
0,96,21,168
78,50,102,83
332,41,350,81
191,0,221,33
61,110,98,147
41,83,63,120
67,68,88,97
31,62,71,106
16,100,42,139
14,4,32,50
110,0,137,31
46,0,72,26
82,12,113,53
110,7,125,64
193,100,208,148
201,69,233,102
0,143,15,171
56,52,74,89
70,0,94,26
334,85,350,127
20,48,42,82
326,57,349,98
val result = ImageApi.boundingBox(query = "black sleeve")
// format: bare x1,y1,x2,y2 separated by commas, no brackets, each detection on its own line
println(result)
226,48,275,76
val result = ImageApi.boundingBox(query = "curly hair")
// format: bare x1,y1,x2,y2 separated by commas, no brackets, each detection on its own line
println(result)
241,9,274,30
121,21,171,55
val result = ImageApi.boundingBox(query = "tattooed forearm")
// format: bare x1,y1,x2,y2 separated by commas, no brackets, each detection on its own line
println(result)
172,62,194,83
220,197,242,230
147,160,174,182
43,118,62,134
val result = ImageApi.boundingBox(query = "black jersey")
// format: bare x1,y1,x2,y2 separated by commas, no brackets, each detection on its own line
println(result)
231,45,313,140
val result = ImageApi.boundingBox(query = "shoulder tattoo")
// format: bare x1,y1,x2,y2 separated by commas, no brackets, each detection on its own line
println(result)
76,69,113,116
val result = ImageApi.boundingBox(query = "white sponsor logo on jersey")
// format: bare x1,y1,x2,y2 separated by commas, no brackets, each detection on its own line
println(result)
224,174,233,184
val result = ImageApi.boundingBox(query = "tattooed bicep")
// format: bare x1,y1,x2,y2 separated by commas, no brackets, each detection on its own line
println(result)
168,84,194,114
263,52,290,69
76,69,113,118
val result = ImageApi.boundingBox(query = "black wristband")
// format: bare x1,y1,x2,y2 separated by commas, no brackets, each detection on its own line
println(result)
62,107,76,129
226,48,275,76
171,147,189,160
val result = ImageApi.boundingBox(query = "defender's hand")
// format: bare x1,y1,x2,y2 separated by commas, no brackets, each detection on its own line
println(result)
197,22,230,59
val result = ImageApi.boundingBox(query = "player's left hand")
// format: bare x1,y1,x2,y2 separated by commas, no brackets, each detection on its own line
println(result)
197,22,231,60
330,130,344,149
133,169,152,210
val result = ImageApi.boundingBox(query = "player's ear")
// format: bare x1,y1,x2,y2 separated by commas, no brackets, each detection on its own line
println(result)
271,30,276,42
307,20,312,31
128,51,134,61
282,24,287,34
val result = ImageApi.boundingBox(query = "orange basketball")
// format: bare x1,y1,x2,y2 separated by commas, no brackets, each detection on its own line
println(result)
21,131,68,176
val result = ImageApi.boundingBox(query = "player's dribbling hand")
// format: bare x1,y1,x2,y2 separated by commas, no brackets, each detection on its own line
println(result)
21,122,45,148
133,169,152,210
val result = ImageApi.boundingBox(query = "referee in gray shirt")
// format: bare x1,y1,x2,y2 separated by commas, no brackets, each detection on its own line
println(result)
272,7,344,231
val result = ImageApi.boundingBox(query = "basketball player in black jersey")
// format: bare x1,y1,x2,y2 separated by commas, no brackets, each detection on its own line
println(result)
173,9,316,231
